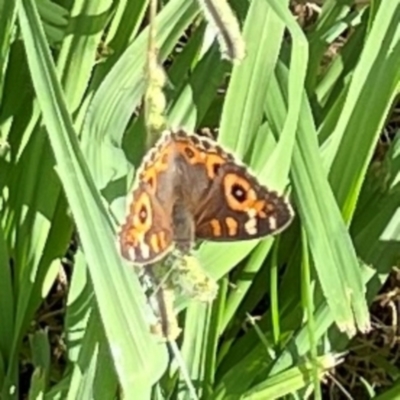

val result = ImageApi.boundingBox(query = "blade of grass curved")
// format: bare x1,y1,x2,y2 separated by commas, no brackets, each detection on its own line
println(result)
179,0,287,390
198,0,306,299
18,0,168,393
195,0,290,279
267,61,369,335
213,0,310,343
262,0,308,181
327,1,400,221
218,0,287,157
182,0,306,395
210,2,310,392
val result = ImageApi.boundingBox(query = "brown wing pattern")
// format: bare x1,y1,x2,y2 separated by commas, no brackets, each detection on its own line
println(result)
119,129,294,265
193,158,293,241
119,181,174,264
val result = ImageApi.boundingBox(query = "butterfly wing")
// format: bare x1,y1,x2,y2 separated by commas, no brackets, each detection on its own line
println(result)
193,161,294,241
119,132,179,264
170,130,235,208
168,129,293,241
119,128,293,264
119,181,174,265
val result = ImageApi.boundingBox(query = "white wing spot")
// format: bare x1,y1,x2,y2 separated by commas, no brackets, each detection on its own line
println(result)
268,216,277,231
140,241,150,259
247,208,257,218
128,248,136,261
244,216,257,235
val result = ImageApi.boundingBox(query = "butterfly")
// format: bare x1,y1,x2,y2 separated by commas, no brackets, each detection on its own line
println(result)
118,129,294,265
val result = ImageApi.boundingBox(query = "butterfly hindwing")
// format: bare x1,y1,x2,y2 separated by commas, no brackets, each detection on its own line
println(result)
119,181,174,265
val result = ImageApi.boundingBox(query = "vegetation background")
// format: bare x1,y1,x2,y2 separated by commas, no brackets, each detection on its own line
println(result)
1,0,400,398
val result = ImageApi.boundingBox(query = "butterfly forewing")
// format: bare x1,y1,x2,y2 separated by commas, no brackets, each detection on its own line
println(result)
193,159,293,241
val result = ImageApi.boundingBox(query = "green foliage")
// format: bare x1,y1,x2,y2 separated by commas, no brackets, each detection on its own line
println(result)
1,0,400,399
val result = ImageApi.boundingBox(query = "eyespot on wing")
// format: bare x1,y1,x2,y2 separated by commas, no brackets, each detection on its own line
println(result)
118,182,174,265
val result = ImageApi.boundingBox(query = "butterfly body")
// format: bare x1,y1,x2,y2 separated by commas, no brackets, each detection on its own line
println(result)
119,129,294,265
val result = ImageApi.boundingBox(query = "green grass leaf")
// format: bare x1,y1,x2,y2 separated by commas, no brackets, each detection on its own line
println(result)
18,0,168,395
